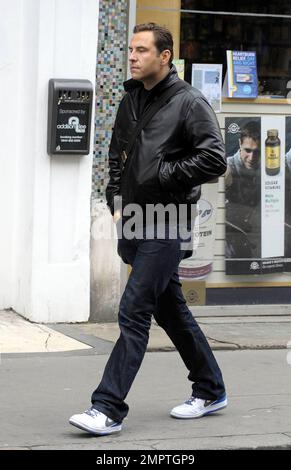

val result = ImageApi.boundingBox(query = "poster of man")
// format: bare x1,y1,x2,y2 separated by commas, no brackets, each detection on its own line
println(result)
285,117,291,272
225,116,288,275
225,118,261,275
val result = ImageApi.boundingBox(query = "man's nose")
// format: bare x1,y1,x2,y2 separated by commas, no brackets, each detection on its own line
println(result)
129,51,137,61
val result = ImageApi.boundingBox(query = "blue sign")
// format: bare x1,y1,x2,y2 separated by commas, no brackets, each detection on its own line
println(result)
226,50,258,98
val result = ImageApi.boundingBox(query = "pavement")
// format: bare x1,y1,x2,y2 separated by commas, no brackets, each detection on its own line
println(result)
1,307,291,450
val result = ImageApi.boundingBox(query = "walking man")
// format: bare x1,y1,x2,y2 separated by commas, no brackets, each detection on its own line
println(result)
69,23,227,436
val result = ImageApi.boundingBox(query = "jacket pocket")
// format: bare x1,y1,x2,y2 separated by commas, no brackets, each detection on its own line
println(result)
138,152,164,189
158,156,185,194
133,152,168,205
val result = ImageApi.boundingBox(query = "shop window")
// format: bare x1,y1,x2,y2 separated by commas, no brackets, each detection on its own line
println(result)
180,1,291,96
136,1,291,96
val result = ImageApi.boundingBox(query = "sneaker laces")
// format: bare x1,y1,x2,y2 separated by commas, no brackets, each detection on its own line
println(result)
85,408,102,417
185,396,197,405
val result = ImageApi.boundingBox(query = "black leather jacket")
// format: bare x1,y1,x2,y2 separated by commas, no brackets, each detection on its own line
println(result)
106,65,226,217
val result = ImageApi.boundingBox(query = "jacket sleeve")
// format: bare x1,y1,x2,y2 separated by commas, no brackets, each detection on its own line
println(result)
159,96,227,192
105,107,123,215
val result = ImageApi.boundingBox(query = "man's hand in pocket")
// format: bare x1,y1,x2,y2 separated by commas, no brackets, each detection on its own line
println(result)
113,209,121,224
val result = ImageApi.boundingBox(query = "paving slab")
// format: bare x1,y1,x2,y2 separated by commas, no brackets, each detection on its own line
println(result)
1,309,291,354
56,315,291,352
0,310,91,353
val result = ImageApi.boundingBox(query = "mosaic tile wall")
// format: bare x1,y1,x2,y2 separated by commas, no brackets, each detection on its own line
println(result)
92,0,129,201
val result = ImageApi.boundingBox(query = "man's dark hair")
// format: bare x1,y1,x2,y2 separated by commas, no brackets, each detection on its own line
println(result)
240,121,260,144
133,22,173,66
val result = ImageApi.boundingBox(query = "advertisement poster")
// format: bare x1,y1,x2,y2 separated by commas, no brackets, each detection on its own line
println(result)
178,181,219,279
225,51,258,98
191,63,222,113
225,116,287,275
285,117,291,272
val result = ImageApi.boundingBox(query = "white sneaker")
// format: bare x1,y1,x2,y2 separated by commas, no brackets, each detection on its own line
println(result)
69,407,122,435
170,393,227,419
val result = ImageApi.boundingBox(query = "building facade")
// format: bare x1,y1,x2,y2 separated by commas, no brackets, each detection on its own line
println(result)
1,0,291,323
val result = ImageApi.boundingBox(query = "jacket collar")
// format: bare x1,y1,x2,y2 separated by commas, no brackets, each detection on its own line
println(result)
123,64,179,95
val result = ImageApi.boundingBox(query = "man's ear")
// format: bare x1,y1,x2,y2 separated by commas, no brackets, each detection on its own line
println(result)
160,49,171,66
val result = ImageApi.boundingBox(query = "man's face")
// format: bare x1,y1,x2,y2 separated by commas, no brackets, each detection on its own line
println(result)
128,31,166,81
239,137,259,170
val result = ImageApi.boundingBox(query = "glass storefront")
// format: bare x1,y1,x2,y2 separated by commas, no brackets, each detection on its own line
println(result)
137,1,291,96
181,10,291,96
134,1,291,306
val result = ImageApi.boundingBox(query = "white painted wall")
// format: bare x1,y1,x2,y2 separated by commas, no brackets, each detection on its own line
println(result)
0,2,21,309
0,0,99,322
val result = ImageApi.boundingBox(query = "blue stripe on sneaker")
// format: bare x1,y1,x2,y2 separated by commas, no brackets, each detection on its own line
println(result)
212,394,227,405
203,404,227,416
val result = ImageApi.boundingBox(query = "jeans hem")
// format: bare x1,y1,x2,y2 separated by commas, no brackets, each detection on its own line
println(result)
91,403,124,424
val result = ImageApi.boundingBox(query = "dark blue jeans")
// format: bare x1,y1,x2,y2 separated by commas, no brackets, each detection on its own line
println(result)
91,222,226,423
